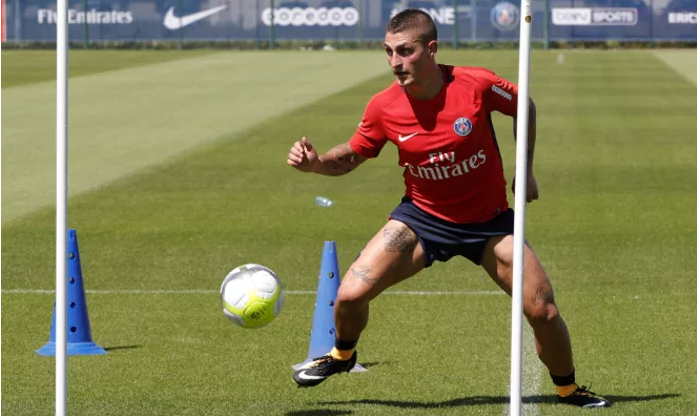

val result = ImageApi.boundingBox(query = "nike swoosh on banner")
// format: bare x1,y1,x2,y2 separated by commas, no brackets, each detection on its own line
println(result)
398,132,419,142
296,371,325,381
163,5,228,30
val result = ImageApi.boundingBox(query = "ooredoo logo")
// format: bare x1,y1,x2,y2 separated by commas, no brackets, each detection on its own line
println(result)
491,85,512,101
261,7,359,27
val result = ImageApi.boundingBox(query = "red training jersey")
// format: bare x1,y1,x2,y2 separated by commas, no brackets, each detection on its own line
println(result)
349,65,520,224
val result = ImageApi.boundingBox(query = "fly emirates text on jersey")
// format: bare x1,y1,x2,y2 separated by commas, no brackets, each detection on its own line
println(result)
404,149,487,180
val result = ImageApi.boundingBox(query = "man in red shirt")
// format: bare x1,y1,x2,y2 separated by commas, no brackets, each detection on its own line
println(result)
287,9,610,408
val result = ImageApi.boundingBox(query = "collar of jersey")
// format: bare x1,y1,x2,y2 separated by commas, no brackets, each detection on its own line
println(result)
401,64,452,100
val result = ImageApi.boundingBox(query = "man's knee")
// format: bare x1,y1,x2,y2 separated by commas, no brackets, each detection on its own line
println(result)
336,261,390,306
336,284,370,307
526,302,560,327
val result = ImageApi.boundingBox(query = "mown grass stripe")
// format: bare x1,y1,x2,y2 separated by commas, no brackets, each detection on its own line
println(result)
1,51,389,224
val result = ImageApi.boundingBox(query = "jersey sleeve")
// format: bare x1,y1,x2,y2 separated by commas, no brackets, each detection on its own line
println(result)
472,68,519,117
348,96,387,158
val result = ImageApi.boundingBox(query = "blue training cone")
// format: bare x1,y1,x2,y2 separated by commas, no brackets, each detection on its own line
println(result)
36,229,107,356
292,241,366,372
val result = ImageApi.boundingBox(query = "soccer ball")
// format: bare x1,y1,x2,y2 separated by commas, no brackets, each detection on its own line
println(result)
220,264,285,329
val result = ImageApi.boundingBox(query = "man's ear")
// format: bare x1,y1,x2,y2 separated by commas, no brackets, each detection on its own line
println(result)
428,40,438,59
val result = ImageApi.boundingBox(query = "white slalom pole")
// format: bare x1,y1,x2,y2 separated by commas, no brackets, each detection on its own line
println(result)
56,0,69,413
510,1,533,415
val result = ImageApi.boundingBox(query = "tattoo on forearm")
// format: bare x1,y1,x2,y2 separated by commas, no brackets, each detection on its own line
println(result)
531,286,552,306
383,227,417,252
350,266,378,285
324,143,357,174
335,144,354,161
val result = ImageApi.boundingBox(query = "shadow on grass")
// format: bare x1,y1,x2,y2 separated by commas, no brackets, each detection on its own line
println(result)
358,361,390,369
103,345,141,352
285,410,353,416
319,393,680,408
605,394,681,403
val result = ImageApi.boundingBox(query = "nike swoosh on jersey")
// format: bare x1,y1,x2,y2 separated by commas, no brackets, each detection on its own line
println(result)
163,5,228,30
398,132,419,142
295,371,326,381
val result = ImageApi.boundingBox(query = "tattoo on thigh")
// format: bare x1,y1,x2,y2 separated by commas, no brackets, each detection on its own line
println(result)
350,267,378,285
383,226,417,253
531,286,553,306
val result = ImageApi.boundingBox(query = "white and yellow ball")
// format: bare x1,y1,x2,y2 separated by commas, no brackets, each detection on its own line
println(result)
220,264,285,329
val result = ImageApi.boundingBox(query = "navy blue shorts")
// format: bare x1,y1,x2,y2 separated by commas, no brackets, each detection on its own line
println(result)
389,197,515,267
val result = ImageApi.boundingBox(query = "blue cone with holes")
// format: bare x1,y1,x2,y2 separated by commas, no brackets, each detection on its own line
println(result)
36,229,106,356
292,241,366,372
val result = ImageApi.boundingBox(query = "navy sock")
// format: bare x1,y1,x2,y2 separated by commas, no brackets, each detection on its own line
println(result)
551,369,576,386
334,338,358,351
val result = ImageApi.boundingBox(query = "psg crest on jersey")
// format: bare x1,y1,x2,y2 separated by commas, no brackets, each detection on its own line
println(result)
453,117,473,137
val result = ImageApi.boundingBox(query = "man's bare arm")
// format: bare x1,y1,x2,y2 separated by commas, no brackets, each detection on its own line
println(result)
313,142,368,176
510,98,540,202
287,137,368,175
512,98,537,173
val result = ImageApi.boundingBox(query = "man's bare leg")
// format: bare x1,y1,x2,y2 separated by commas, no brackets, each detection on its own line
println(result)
335,220,425,342
480,235,573,376
480,235,611,408
293,220,425,387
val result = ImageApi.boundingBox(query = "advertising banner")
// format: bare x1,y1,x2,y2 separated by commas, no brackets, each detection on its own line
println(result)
3,0,696,42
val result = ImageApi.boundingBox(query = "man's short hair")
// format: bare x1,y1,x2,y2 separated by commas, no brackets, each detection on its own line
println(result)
386,9,438,44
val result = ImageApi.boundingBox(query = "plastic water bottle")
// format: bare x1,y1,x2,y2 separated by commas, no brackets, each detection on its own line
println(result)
315,196,333,207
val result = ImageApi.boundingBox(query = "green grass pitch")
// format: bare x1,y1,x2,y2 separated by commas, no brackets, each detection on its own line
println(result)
2,49,696,416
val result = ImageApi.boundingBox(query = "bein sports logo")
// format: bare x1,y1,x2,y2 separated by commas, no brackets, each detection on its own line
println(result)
552,7,638,26
591,8,638,25
261,7,359,27
490,2,520,31
552,8,591,25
